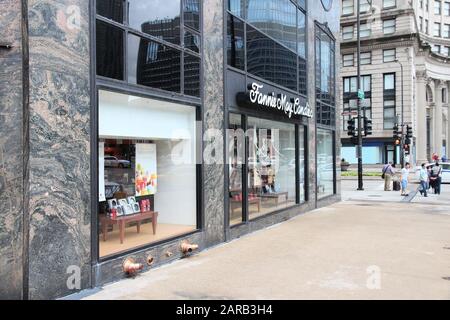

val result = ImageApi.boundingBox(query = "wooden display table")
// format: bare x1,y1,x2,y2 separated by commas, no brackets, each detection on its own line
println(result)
101,211,158,244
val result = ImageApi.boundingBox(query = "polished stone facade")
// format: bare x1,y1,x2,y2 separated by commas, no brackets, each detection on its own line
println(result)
0,0,341,300
0,0,25,300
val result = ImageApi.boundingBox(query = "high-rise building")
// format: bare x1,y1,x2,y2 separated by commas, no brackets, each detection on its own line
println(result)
340,0,450,164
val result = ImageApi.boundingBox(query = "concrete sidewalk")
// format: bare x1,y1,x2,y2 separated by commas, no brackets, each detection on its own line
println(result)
83,200,450,300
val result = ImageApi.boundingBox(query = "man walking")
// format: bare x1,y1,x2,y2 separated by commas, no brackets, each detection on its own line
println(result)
419,163,429,197
382,161,395,191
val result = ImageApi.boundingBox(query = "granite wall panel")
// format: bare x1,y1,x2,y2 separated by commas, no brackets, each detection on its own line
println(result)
0,0,24,300
26,0,91,299
202,0,226,247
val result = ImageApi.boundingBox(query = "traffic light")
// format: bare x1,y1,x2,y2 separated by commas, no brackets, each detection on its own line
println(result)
347,118,356,137
406,125,413,139
393,123,402,143
363,117,373,136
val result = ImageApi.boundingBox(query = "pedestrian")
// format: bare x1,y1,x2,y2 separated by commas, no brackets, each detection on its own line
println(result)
442,155,448,162
430,161,443,195
400,162,411,196
382,161,395,191
418,163,429,197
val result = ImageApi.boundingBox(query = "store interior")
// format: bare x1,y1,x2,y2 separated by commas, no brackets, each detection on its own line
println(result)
98,90,197,258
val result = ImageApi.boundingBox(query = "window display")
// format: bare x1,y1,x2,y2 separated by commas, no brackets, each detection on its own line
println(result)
98,90,198,258
317,129,335,199
247,117,296,219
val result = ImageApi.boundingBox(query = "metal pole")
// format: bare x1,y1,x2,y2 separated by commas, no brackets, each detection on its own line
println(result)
395,60,405,167
357,0,364,190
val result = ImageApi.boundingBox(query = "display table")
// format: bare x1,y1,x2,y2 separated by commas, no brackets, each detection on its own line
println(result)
101,211,159,244
261,192,289,206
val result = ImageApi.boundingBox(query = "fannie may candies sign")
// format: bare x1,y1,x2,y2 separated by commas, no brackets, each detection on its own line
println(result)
237,82,313,120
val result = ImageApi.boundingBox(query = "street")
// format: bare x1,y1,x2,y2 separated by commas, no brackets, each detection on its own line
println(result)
82,183,450,300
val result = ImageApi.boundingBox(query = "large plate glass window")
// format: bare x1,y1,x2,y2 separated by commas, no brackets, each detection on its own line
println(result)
97,90,198,258
317,129,334,199
247,117,297,219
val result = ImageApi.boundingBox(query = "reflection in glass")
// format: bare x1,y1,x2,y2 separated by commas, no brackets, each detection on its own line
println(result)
128,0,181,45
299,126,306,203
298,10,306,59
98,90,197,258
298,57,307,95
184,53,201,97
317,129,334,199
248,117,296,219
96,0,124,23
96,21,124,80
247,0,297,52
228,114,245,226
247,26,297,91
229,0,246,18
184,31,200,53
184,0,200,30
227,14,245,70
128,34,181,93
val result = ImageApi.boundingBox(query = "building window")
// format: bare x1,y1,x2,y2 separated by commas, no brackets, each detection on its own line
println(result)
433,44,442,53
96,0,201,97
343,54,354,67
360,51,372,64
360,22,371,37
383,73,396,130
227,14,245,70
426,0,430,11
97,90,199,258
420,17,423,32
444,24,450,38
342,0,354,15
442,88,448,103
420,0,424,9
445,2,450,15
316,24,336,127
317,129,335,199
383,48,396,62
342,25,354,40
435,0,442,15
383,19,396,34
434,22,442,37
426,19,429,34
228,114,308,224
227,0,308,95
360,1,370,13
383,0,396,9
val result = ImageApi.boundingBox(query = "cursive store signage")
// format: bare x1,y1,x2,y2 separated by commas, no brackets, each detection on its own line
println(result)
237,83,313,120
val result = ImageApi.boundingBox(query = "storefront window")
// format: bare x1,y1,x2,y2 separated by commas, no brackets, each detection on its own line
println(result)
98,90,198,258
247,117,296,219
228,114,245,226
317,129,335,199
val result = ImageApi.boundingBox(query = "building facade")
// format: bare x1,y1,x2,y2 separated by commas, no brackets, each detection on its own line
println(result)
0,0,340,300
340,0,450,165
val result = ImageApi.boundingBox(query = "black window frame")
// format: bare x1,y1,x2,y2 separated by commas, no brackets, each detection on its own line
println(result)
226,112,309,227
383,73,397,130
91,0,204,263
95,0,202,97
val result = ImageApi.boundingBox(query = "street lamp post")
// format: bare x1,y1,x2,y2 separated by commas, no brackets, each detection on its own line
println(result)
394,59,405,167
356,0,364,190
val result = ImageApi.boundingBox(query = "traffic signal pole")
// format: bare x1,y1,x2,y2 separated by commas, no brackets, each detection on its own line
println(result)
356,0,364,191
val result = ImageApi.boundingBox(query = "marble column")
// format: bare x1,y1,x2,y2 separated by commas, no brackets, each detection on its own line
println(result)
0,0,24,300
434,80,445,156
202,0,225,247
26,0,91,299
415,73,428,164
